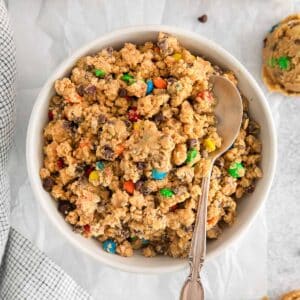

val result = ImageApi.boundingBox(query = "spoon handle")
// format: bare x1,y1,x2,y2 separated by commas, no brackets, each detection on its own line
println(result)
180,170,212,300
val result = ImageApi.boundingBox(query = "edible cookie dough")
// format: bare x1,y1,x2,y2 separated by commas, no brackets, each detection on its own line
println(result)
40,33,262,258
262,14,300,95
281,290,300,300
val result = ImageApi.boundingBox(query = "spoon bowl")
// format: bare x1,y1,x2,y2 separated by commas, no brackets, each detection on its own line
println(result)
210,75,243,159
180,75,243,300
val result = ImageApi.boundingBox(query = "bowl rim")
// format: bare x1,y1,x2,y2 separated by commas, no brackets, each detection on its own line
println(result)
26,24,277,274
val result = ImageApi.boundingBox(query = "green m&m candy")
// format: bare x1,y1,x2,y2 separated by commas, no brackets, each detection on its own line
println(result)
186,148,198,164
228,162,245,178
94,69,106,78
121,73,135,85
277,56,291,70
159,188,174,198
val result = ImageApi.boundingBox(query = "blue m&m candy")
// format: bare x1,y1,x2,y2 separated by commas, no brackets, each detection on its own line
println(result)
96,161,105,171
152,169,167,180
141,238,149,245
103,239,116,254
146,80,154,95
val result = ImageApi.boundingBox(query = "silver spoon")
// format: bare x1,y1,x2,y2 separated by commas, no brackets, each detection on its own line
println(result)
180,75,243,300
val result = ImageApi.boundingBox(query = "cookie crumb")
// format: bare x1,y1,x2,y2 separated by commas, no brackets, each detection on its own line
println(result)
198,14,208,23
280,289,300,300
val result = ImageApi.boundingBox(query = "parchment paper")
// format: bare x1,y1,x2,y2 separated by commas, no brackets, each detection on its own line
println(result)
6,0,300,299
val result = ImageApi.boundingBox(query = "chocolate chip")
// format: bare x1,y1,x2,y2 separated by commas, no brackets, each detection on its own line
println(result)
76,162,87,174
187,139,198,149
58,200,75,216
167,77,176,84
71,120,79,128
118,88,127,97
178,202,185,209
103,145,114,160
135,180,144,191
124,120,132,128
245,185,255,193
67,121,78,133
152,112,165,124
198,14,208,23
105,46,114,55
76,85,85,97
51,171,59,177
63,120,77,133
137,162,147,170
98,114,107,124
135,180,151,195
42,177,55,192
140,175,148,181
84,165,94,177
154,198,160,208
215,158,224,168
141,185,151,196
247,120,260,135
295,39,300,45
85,85,97,95
86,65,94,72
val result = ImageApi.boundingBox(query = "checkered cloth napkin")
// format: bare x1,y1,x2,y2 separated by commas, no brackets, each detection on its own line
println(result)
0,2,91,299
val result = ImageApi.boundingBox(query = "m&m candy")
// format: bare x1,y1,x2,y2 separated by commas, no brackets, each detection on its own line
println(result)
121,73,135,85
129,236,138,242
48,110,54,121
228,162,245,178
173,53,182,61
153,77,167,89
159,188,174,198
124,180,135,194
128,107,139,122
278,56,290,70
152,169,167,180
94,69,106,78
204,138,216,152
57,158,64,169
146,80,154,94
103,239,117,254
89,170,99,182
96,161,105,171
141,238,149,245
186,148,198,164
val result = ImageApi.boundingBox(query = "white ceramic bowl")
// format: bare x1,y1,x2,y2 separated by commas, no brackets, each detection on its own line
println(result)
26,25,277,274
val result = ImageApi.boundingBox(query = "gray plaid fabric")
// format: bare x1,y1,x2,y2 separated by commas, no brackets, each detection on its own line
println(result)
0,1,91,299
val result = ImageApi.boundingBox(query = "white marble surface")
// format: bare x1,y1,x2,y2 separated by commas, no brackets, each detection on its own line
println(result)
6,0,300,299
